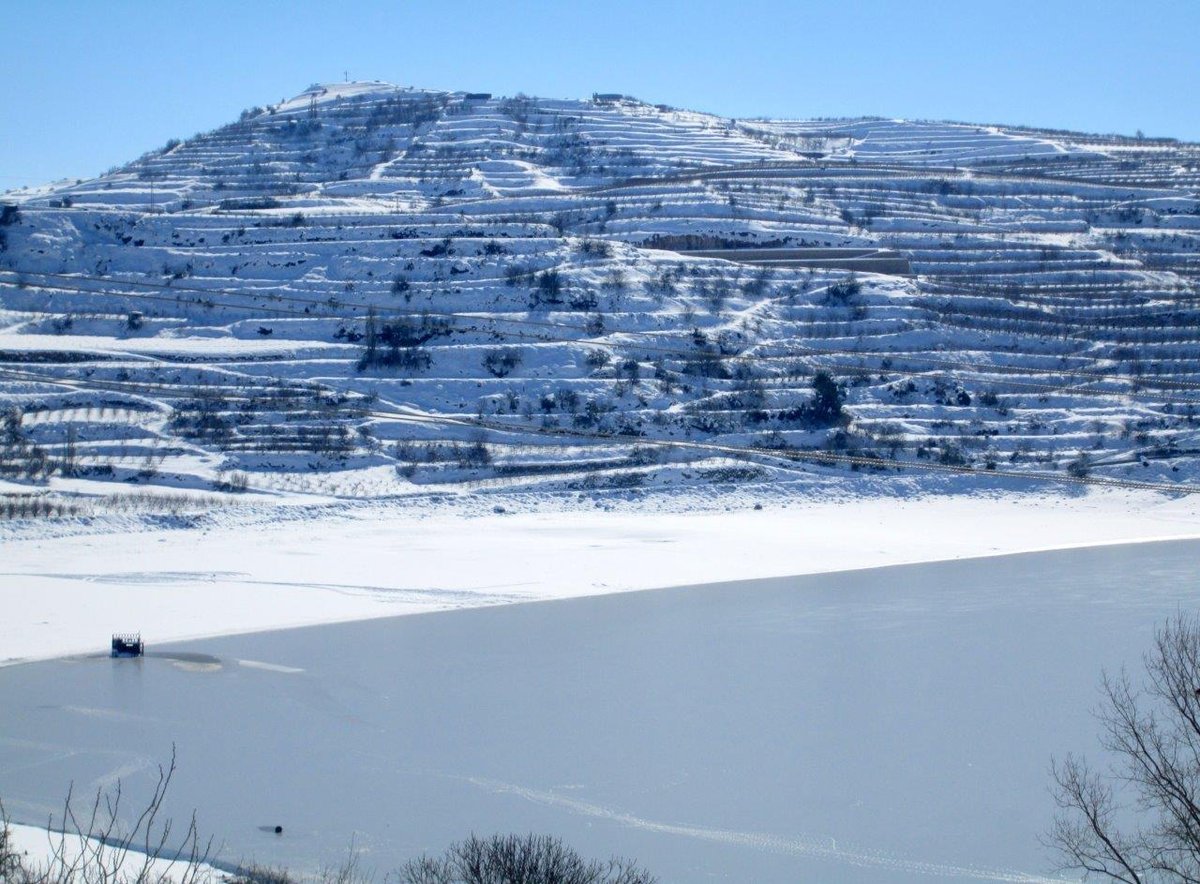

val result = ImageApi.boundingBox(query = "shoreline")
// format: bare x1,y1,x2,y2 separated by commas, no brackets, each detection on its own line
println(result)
3,487,1199,668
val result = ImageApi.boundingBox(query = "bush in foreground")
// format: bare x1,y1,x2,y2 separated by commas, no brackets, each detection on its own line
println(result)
398,833,656,884
2,791,653,884
1,748,653,883
0,748,213,884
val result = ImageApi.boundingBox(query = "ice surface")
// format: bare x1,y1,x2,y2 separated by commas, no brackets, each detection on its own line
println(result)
2,539,1197,882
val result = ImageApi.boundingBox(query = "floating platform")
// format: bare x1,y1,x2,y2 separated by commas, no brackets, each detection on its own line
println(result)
111,633,144,657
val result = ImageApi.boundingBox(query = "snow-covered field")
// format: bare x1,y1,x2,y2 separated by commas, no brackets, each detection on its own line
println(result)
3,531,1198,882
2,488,1198,667
3,81,1200,519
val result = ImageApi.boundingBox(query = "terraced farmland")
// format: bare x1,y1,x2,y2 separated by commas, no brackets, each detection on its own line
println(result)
2,81,1199,515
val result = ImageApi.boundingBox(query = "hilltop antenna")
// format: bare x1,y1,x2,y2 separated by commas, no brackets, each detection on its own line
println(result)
344,70,349,83
309,94,317,118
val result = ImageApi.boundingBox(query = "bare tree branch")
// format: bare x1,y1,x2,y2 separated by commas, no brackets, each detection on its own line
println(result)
1050,614,1200,882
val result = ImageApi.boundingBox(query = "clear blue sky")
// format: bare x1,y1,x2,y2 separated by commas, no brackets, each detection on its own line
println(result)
4,0,1198,189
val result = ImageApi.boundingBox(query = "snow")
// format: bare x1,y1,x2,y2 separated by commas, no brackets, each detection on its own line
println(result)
2,488,1198,667
3,822,224,882
3,86,1199,510
0,332,346,358
3,81,1200,881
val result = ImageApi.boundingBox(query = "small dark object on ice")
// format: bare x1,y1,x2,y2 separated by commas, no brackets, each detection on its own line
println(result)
274,826,283,835
111,633,144,657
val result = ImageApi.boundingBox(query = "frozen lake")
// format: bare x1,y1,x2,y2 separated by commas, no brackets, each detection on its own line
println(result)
3,540,1198,882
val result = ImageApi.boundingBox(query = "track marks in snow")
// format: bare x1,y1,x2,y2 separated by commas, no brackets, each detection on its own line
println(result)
90,755,157,790
5,570,249,585
237,659,305,674
6,570,529,609
58,705,155,724
462,776,1063,883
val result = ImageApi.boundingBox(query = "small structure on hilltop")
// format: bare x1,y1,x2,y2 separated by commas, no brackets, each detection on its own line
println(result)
111,633,144,658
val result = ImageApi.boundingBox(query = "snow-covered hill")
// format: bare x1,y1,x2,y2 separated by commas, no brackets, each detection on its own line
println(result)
2,81,1200,517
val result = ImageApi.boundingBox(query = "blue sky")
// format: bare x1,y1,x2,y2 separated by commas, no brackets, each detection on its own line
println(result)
3,0,1198,189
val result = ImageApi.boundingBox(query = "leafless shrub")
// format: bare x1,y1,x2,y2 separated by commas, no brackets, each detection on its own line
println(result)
4,746,214,884
397,833,655,884
226,864,297,884
482,348,523,378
